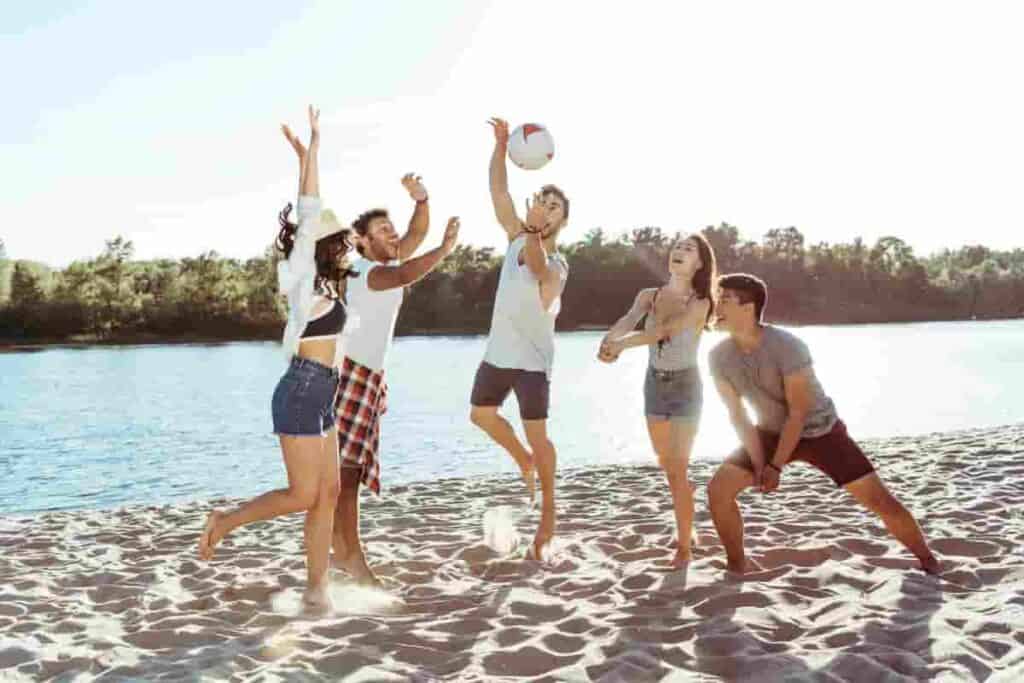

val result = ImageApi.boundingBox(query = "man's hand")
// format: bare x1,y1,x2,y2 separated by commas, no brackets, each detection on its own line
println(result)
441,217,460,254
524,192,547,234
488,117,510,147
401,173,428,202
760,463,781,493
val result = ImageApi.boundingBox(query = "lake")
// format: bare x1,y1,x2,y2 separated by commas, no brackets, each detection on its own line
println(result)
1,320,1022,516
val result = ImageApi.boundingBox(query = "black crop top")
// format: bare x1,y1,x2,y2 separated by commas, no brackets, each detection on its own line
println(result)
300,299,346,340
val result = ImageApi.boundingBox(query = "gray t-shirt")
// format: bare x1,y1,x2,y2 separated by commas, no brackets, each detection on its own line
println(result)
709,326,837,438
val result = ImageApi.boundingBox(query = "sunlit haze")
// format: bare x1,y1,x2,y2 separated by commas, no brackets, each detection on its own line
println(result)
3,0,1022,266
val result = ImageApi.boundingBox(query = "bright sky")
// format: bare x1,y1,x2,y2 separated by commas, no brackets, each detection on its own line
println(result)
3,0,1022,266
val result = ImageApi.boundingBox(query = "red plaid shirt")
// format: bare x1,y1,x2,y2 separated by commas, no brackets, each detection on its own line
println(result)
335,356,388,494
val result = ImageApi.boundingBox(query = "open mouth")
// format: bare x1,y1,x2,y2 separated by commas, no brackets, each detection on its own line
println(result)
671,258,684,264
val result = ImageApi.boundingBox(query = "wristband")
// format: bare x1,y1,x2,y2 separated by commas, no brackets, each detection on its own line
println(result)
415,196,429,204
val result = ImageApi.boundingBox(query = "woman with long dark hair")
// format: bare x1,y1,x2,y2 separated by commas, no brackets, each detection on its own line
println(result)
198,106,355,609
598,234,717,568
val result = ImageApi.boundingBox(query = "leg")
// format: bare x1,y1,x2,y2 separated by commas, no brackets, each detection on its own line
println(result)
522,419,556,558
331,466,381,586
470,405,535,501
844,473,939,574
647,418,697,568
302,427,341,605
707,462,758,573
199,434,323,560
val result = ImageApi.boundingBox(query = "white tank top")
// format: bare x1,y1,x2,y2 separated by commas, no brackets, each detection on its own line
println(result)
340,257,404,372
483,235,569,376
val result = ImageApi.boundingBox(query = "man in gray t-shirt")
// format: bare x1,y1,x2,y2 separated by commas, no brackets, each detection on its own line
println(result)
706,273,939,576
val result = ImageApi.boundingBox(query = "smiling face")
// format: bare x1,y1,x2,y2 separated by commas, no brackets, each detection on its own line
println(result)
668,237,703,280
362,215,400,262
715,288,755,333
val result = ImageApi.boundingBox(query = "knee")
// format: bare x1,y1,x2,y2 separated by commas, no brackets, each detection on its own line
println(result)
525,433,552,455
290,486,320,511
868,492,905,519
322,477,341,506
469,406,493,429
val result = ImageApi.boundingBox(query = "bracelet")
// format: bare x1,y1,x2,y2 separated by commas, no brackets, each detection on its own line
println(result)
765,462,781,473
415,197,429,204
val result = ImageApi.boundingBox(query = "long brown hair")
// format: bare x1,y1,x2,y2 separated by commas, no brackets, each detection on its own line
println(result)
680,233,717,330
276,203,357,299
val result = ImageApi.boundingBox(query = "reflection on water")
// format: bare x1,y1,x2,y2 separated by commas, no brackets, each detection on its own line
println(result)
1,320,1021,515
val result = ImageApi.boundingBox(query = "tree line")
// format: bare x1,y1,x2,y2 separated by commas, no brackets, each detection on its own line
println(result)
1,226,1021,344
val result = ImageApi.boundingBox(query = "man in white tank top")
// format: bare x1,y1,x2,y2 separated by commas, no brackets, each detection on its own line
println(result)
470,117,570,560
331,174,460,586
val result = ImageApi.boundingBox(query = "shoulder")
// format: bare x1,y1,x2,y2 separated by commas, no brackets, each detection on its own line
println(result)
635,288,657,307
709,337,735,367
765,325,808,351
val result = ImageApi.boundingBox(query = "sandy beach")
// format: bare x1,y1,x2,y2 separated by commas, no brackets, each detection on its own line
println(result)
2,423,1022,681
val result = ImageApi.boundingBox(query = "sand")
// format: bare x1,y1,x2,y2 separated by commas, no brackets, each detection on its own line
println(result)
2,423,1023,681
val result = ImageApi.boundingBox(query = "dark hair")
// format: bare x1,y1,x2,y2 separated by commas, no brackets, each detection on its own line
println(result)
682,233,717,329
351,208,389,256
276,203,357,299
718,272,767,323
541,184,569,221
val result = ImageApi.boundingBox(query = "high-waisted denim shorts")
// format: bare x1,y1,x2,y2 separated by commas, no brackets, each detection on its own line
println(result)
644,366,702,422
271,356,340,437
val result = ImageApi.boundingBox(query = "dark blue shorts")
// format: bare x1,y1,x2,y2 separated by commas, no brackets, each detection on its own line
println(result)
271,356,340,437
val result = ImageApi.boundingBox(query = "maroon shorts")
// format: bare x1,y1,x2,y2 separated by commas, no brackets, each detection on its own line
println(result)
724,420,875,487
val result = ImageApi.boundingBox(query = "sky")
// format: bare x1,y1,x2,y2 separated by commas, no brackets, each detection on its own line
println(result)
2,0,1022,266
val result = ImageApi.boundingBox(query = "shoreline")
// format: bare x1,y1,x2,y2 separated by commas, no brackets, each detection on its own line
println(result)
2,421,1021,521
1,315,1021,352
1,422,1022,679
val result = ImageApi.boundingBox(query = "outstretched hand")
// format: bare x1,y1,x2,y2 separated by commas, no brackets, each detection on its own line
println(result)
308,104,320,140
441,217,460,253
524,192,547,234
597,337,621,363
402,173,428,202
488,117,510,146
281,123,306,160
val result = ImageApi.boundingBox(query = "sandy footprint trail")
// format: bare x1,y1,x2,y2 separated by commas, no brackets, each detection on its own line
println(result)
1,424,1022,680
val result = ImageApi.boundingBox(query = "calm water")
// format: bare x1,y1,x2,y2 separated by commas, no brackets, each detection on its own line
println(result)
1,321,1022,516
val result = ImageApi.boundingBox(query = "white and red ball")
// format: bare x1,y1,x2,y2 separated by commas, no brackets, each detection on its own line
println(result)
508,123,555,170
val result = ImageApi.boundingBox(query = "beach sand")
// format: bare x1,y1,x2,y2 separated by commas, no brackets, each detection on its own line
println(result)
2,424,1023,681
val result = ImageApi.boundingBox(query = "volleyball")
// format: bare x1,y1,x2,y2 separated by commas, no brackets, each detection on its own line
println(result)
508,123,555,170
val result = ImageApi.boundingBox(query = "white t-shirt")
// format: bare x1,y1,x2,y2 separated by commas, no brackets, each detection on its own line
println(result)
482,235,569,376
341,257,404,372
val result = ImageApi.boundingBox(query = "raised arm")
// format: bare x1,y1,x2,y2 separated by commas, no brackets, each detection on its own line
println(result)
397,173,429,261
282,105,320,199
367,217,460,290
488,117,524,240
521,194,565,310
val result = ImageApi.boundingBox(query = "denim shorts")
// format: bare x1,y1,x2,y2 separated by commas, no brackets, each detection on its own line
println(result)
271,356,340,437
644,366,702,422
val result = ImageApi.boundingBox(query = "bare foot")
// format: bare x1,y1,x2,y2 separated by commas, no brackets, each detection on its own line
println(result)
302,582,333,613
529,520,554,561
919,553,941,576
331,551,383,588
670,548,692,570
198,510,223,561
